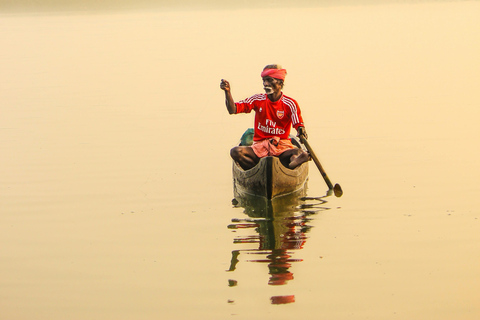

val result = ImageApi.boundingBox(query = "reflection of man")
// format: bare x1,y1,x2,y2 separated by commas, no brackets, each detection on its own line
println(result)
228,195,307,285
268,249,295,285
220,64,309,170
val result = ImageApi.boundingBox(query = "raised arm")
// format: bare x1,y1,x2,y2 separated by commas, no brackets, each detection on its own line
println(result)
220,79,236,114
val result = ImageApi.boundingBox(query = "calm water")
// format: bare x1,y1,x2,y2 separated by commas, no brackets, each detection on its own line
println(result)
1,1,479,319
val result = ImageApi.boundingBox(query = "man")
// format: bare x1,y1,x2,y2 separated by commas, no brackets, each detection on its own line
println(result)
220,64,310,170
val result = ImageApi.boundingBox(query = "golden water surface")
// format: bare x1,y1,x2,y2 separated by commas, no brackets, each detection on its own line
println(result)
1,1,479,319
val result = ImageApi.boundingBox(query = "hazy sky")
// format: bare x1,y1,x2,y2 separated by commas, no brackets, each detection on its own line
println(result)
0,0,467,13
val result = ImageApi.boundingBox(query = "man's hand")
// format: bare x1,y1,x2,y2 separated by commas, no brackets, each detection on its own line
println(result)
221,79,236,114
220,79,230,92
297,126,308,140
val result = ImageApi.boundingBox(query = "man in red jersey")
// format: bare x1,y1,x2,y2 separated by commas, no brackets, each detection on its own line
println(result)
220,64,309,170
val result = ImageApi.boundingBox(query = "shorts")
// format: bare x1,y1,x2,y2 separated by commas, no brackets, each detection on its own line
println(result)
251,137,296,158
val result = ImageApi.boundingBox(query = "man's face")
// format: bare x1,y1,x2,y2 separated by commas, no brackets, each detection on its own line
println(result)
262,76,282,95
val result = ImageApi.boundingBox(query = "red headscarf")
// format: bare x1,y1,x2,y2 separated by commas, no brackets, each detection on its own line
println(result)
261,68,287,80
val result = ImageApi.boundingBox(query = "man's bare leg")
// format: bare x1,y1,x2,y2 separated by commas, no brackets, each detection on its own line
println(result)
280,149,310,169
289,151,310,169
230,146,260,170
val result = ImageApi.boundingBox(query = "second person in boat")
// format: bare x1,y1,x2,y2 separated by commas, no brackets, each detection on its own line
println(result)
220,64,310,170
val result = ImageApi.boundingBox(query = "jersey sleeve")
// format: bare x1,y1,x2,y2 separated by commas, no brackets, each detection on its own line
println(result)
235,94,267,114
292,103,304,129
235,98,255,114
284,96,304,129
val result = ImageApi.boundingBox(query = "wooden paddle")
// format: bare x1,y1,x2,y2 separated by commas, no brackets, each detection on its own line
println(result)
299,135,343,197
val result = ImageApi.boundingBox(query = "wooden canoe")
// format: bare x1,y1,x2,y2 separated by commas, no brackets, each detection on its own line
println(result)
232,153,308,200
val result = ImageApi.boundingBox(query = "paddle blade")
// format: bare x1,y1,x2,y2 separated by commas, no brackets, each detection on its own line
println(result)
333,183,343,197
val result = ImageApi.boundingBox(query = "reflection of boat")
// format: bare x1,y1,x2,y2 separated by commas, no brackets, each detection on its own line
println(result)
232,130,309,200
227,193,326,304
233,193,309,253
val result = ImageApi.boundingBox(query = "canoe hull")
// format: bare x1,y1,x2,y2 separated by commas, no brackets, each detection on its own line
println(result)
233,156,308,200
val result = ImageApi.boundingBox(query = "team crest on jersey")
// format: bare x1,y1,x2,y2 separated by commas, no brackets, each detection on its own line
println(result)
276,110,285,119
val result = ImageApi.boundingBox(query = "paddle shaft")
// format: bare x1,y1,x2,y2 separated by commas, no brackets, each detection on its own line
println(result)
300,136,334,190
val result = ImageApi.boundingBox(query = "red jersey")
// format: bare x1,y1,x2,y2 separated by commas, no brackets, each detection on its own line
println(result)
235,93,304,141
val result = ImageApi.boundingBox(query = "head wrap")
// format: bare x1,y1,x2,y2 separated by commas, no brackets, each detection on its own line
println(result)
261,68,287,81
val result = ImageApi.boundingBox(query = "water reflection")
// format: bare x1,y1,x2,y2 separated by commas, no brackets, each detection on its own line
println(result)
227,193,330,304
